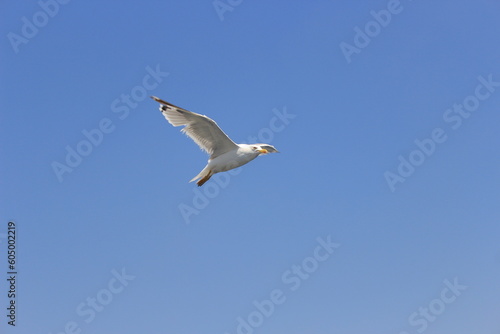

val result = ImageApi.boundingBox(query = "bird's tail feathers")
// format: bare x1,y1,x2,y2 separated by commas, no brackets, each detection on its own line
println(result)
190,166,213,186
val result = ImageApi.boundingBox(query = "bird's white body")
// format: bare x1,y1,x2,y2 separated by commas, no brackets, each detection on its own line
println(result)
151,96,279,186
209,144,260,173
191,144,259,180
190,144,261,183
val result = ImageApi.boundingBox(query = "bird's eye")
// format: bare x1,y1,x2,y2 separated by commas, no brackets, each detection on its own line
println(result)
252,146,257,150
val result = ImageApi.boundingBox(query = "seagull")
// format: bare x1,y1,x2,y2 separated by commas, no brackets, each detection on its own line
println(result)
151,96,279,186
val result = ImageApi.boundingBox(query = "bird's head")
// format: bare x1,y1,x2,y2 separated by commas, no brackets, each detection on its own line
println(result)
250,144,279,155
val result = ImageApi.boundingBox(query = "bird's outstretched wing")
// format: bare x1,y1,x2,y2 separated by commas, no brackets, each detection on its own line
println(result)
151,96,239,159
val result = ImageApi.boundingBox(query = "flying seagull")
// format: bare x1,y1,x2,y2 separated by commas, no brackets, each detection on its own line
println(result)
151,96,279,186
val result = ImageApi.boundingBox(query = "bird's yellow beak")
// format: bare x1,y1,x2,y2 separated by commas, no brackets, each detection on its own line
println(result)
259,149,268,154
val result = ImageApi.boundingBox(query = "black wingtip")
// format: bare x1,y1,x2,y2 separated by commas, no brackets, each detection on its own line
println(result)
151,96,167,104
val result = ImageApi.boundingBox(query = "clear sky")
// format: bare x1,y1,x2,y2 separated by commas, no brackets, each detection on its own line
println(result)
1,1,500,333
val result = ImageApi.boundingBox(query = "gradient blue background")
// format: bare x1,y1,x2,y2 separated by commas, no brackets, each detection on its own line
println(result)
1,1,500,333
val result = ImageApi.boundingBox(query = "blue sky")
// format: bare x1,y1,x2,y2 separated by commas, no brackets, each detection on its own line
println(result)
1,1,500,333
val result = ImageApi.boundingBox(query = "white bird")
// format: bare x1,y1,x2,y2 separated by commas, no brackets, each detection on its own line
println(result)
151,96,279,186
